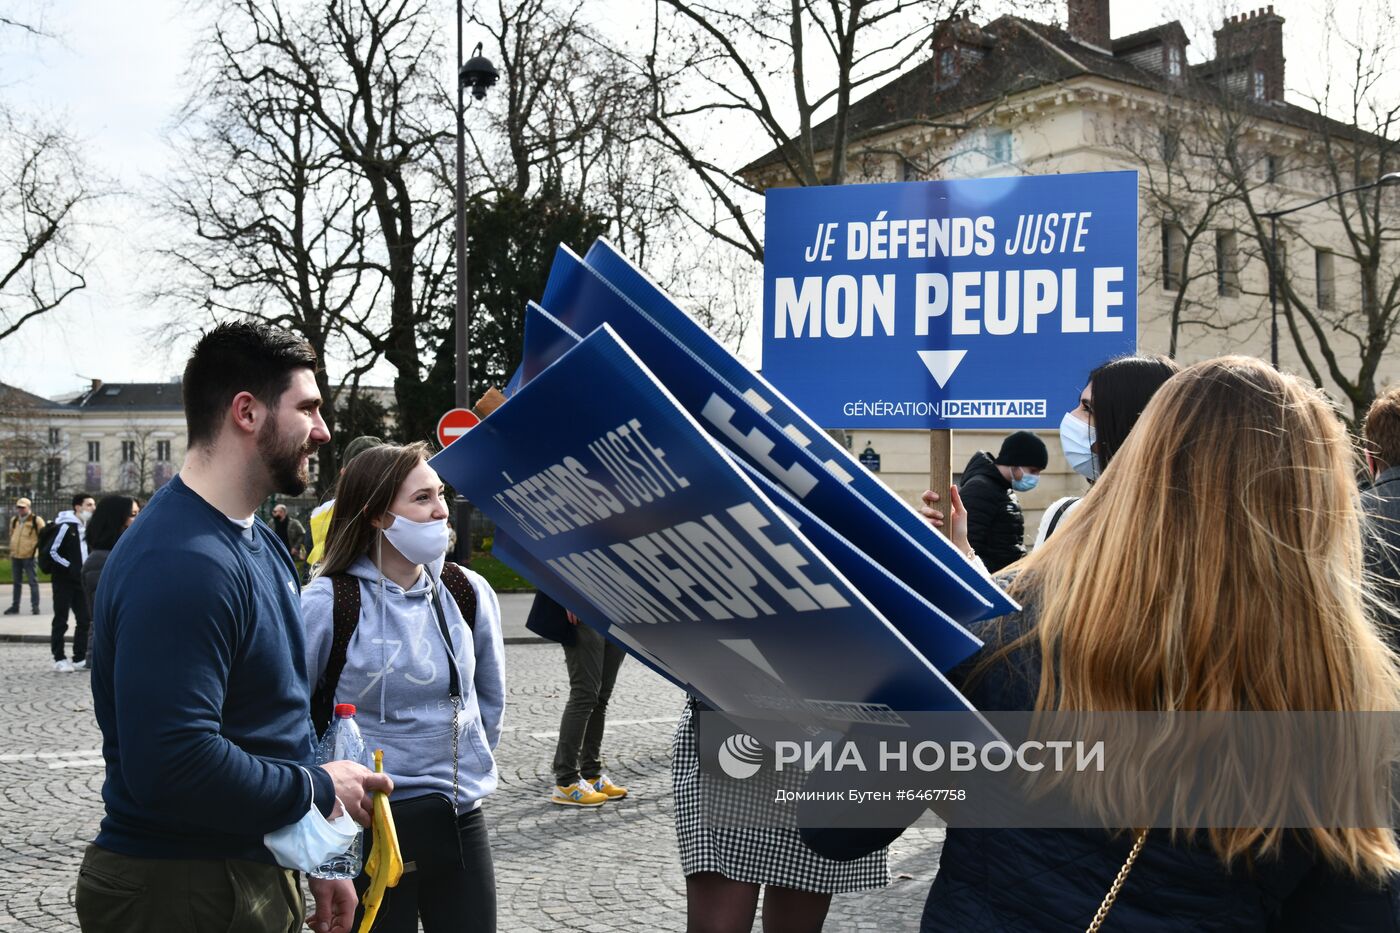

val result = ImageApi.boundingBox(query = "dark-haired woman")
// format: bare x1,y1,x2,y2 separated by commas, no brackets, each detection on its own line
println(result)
303,441,505,933
82,495,140,659
1035,353,1179,546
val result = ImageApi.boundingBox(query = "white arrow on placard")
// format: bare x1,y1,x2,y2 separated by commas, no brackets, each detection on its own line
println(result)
917,349,968,388
719,638,784,683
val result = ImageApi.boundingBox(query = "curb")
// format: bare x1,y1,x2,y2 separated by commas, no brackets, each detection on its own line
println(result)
1,633,550,646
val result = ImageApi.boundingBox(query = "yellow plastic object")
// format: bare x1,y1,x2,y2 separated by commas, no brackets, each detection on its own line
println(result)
356,750,403,933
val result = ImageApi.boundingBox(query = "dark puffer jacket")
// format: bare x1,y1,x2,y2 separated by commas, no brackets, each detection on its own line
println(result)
805,607,1400,931
959,451,1024,572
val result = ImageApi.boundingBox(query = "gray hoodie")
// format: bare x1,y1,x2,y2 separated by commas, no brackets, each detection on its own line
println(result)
302,554,505,813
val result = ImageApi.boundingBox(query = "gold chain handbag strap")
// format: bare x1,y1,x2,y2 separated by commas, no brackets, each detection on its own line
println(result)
1085,831,1148,933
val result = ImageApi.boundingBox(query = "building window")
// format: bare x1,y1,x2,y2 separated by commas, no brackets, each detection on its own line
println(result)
43,458,61,494
987,129,1012,164
1362,273,1375,311
1160,129,1180,164
156,440,171,462
1162,224,1186,291
1252,69,1266,100
937,47,957,82
1315,250,1335,310
1166,45,1183,79
120,440,137,463
1265,154,1279,183
1216,230,1239,297
48,427,61,446
87,441,100,463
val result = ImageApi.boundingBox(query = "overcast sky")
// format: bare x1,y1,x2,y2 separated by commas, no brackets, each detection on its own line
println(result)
0,0,1387,399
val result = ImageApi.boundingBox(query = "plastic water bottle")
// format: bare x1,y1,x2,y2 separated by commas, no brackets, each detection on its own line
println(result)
311,703,367,879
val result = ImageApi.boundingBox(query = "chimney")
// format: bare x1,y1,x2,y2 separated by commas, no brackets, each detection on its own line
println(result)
90,378,102,394
1214,6,1285,102
1067,0,1111,51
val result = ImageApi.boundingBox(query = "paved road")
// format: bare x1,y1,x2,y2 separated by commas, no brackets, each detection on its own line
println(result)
0,641,945,932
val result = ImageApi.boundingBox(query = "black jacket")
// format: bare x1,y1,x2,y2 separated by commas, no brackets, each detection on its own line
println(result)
83,549,111,616
804,606,1400,931
959,451,1024,572
1363,466,1400,645
48,511,85,583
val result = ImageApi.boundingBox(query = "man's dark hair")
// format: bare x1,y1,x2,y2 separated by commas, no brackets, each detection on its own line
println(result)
1365,386,1400,471
183,322,318,447
71,491,93,509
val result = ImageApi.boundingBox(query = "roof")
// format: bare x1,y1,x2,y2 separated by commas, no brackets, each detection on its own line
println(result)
1112,21,1189,54
740,15,1378,178
0,381,69,411
74,382,184,411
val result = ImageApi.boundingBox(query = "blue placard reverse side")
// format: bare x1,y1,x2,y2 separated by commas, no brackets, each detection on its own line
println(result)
430,324,983,719
762,172,1138,429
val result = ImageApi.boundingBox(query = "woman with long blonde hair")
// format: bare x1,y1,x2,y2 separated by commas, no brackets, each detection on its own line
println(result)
818,357,1400,929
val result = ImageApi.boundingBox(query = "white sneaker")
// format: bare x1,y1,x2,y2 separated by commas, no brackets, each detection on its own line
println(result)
52,659,74,673
72,659,88,671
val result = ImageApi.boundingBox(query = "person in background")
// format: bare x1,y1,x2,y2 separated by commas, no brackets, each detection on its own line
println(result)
304,441,505,933
271,503,307,578
82,496,141,620
957,431,1047,572
1361,384,1400,641
77,322,390,933
305,435,383,567
6,497,44,616
525,593,628,806
1035,354,1180,546
49,491,94,672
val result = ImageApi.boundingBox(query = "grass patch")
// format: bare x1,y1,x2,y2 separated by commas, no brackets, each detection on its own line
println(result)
0,562,51,586
467,552,534,592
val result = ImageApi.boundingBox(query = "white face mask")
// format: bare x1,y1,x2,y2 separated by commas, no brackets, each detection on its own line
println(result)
381,511,449,566
79,508,94,524
1058,411,1099,481
263,795,358,872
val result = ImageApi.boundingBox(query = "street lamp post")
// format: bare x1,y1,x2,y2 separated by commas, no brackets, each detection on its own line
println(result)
1265,171,1400,367
454,6,497,561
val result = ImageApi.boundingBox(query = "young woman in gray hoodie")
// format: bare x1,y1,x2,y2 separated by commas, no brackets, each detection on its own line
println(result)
303,442,506,933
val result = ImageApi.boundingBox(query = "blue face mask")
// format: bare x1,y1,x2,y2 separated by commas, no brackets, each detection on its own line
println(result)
1059,410,1099,480
1011,472,1039,492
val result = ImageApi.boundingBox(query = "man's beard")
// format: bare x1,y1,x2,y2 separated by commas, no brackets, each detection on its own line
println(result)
257,415,316,496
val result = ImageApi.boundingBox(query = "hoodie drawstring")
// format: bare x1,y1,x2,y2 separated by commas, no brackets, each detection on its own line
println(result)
375,532,388,726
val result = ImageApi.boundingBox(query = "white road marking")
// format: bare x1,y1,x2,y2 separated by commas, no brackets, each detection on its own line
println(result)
528,716,674,739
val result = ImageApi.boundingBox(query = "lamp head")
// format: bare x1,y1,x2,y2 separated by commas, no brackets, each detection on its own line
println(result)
460,42,499,101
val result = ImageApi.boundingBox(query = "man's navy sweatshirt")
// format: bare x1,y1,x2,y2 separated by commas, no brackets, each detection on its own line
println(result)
90,475,335,863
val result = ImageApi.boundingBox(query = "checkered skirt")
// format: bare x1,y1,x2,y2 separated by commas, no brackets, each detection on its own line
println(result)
672,701,889,894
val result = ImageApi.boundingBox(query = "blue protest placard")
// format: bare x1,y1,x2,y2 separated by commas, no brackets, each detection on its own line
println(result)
431,325,982,719
580,238,1017,620
762,172,1138,429
537,245,1004,629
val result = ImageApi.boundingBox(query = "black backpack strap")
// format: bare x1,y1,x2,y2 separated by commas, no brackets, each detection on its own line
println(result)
311,573,362,736
1044,497,1080,540
439,562,478,632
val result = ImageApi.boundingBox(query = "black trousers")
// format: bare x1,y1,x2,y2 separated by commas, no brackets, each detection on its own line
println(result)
52,575,90,662
552,621,627,786
354,806,496,933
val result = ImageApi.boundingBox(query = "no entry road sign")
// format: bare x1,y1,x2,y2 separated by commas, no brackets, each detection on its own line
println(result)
436,407,480,448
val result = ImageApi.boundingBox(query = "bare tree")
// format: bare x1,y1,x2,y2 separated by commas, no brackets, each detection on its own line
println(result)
641,0,982,263
158,18,385,486
0,8,93,344
1115,88,1268,357
209,0,458,443
1224,7,1400,425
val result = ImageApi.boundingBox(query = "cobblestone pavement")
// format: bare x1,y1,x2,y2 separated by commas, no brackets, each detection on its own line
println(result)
0,642,944,932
